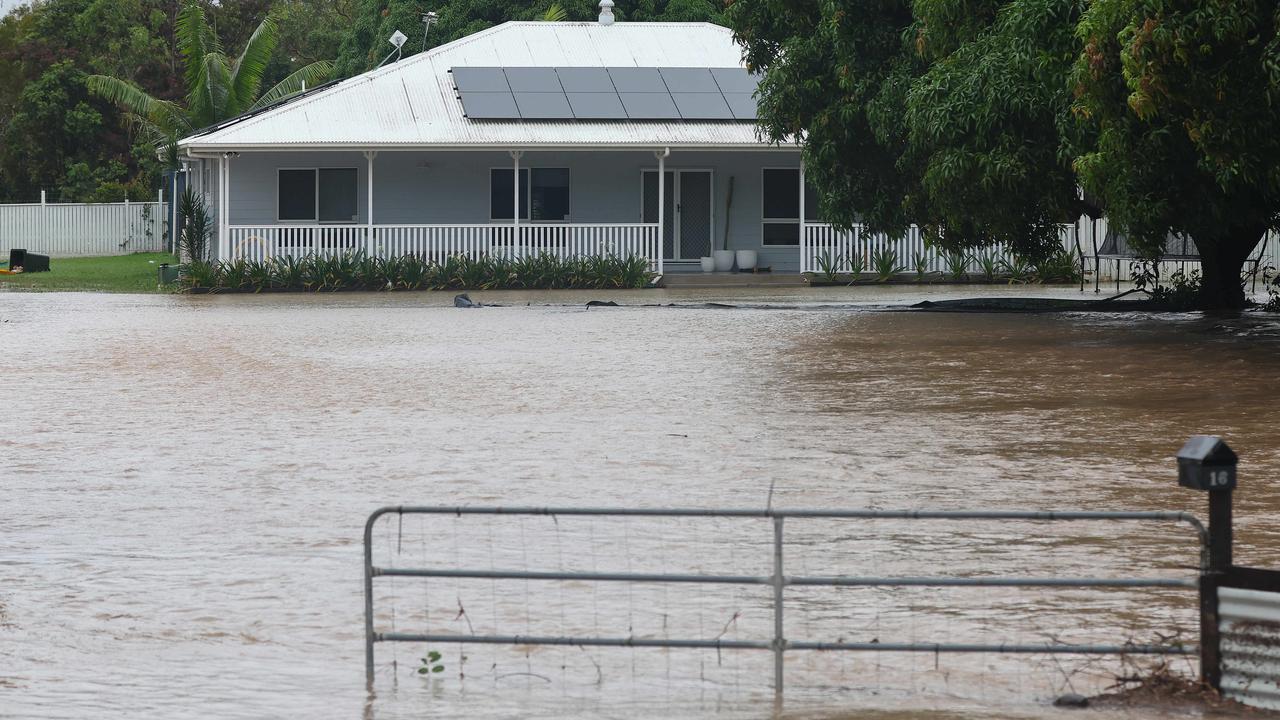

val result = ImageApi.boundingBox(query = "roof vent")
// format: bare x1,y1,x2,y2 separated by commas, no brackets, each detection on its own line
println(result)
599,0,615,26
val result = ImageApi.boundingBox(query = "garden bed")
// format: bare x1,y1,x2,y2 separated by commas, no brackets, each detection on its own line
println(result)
179,253,658,293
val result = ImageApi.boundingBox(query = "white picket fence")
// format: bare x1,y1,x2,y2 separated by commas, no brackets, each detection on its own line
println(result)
802,223,1078,275
225,223,662,269
0,198,168,258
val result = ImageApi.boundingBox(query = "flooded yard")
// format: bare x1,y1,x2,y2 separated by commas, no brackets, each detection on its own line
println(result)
3,286,1280,719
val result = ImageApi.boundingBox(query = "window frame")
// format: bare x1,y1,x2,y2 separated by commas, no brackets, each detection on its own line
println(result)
761,166,801,246
760,166,823,246
488,166,572,223
276,167,360,224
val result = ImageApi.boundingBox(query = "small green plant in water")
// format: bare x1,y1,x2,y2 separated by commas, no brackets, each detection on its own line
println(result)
976,249,1000,282
845,250,866,283
418,650,444,676
945,251,969,281
870,245,904,282
912,250,930,281
815,252,842,284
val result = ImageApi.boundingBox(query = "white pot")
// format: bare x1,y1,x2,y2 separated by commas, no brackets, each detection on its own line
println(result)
736,250,758,270
699,256,716,273
713,250,735,272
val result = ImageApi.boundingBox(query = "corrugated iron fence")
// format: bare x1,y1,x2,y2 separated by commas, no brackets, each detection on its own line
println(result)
0,197,168,258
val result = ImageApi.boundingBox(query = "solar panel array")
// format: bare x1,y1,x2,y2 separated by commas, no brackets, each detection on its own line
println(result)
452,67,760,121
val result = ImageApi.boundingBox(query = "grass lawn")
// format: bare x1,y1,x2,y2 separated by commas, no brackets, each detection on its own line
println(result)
0,253,179,293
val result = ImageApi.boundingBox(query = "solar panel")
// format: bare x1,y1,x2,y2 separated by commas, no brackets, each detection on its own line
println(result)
556,67,615,93
659,68,718,93
458,91,520,119
722,93,758,120
452,67,510,93
671,92,734,120
566,92,628,119
607,67,667,93
710,68,760,94
452,66,759,121
504,67,562,93
619,92,681,120
514,92,575,119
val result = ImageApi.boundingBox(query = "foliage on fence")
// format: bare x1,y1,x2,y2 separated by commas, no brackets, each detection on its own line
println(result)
180,252,657,293
810,246,1082,285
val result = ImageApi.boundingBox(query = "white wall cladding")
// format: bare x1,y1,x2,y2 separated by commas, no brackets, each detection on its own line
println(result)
1219,586,1280,710
0,201,167,258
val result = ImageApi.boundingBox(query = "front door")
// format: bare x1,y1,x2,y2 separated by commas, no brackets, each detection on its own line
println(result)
643,169,714,260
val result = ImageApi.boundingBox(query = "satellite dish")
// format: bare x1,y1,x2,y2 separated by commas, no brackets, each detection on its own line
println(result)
389,30,408,49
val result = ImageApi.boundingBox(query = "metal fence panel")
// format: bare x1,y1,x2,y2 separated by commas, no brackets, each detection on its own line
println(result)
0,200,167,258
1220,586,1280,710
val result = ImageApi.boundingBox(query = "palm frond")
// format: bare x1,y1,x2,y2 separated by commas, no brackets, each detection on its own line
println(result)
540,3,568,21
190,52,233,126
229,13,279,115
86,75,172,120
248,61,334,112
176,0,219,98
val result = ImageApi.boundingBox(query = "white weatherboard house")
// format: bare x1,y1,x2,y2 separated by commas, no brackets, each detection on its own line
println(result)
179,5,838,275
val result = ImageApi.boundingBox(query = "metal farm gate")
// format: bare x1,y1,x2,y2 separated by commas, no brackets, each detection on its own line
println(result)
363,436,1269,710
364,506,1207,705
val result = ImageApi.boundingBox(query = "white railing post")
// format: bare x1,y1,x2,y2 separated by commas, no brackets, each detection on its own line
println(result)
510,150,524,259
364,150,377,259
656,148,669,276
798,156,807,274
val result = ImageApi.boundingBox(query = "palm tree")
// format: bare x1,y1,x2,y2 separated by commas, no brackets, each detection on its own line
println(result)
87,0,333,167
540,4,568,22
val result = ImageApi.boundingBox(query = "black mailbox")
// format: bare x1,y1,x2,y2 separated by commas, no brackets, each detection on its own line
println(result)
1177,435,1237,492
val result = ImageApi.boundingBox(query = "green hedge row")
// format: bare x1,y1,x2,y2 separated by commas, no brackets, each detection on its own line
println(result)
181,252,657,292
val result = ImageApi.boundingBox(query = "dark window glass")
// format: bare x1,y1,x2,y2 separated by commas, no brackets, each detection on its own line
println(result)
763,168,800,219
804,180,822,222
279,169,316,221
318,168,358,222
763,222,800,246
531,168,570,221
490,168,530,220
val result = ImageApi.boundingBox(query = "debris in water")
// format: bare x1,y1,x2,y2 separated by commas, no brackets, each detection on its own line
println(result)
586,300,618,307
1053,693,1089,708
454,294,480,308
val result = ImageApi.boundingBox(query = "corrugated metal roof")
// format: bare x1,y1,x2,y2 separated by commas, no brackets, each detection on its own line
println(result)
181,22,779,151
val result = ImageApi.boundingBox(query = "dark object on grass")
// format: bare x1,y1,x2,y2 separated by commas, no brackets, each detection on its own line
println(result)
586,300,618,307
158,263,181,285
454,293,479,308
1053,693,1089,708
9,249,50,273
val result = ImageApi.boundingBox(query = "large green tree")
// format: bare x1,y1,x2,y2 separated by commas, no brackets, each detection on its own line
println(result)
0,0,179,201
728,0,1280,309
87,0,334,168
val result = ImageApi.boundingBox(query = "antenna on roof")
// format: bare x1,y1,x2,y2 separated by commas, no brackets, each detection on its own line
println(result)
377,30,409,68
421,11,439,53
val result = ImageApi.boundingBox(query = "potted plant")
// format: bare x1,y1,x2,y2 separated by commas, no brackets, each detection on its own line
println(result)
736,249,757,271
700,256,715,272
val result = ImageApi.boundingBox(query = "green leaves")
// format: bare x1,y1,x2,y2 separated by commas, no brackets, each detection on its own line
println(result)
418,650,444,675
180,251,658,293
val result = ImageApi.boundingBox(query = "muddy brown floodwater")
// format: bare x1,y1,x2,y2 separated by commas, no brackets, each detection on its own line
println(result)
3,287,1280,720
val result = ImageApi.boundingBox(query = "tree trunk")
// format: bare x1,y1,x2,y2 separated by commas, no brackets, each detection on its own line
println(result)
1196,225,1267,311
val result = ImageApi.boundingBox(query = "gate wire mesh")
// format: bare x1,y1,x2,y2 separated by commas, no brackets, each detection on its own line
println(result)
364,507,1204,713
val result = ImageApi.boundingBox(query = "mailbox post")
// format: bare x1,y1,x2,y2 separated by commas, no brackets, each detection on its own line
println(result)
1177,435,1238,691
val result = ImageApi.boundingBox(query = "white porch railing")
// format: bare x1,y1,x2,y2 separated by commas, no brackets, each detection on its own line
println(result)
226,223,661,270
801,223,1077,274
